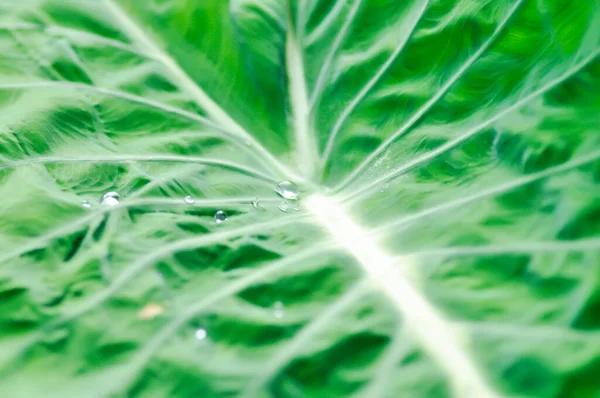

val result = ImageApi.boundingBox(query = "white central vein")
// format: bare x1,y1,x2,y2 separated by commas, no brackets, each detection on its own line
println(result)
97,4,498,393
286,23,319,179
305,194,499,398
76,3,565,396
101,0,302,183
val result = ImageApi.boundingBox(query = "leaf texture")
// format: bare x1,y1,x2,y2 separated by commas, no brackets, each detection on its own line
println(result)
1,0,599,397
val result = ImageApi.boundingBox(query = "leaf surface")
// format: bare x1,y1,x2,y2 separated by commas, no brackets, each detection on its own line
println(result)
1,0,599,397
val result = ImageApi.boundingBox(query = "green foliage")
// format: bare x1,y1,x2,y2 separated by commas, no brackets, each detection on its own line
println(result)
0,0,599,397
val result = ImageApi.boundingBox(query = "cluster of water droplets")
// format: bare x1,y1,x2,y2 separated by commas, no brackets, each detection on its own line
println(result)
85,180,301,221
83,182,298,346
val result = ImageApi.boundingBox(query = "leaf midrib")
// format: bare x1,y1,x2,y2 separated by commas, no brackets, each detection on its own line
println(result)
18,1,597,396
87,2,500,396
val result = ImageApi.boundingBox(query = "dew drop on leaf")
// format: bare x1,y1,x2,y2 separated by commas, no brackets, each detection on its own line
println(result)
100,191,120,206
81,200,91,209
278,201,288,212
184,195,195,204
214,210,228,223
194,328,207,340
293,204,300,212
251,196,259,209
275,181,299,200
273,301,285,319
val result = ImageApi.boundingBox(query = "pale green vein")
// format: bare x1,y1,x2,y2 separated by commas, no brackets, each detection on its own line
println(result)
230,1,285,31
403,238,600,258
369,148,600,233
0,154,276,183
58,37,160,186
0,197,279,266
56,218,109,280
101,0,241,135
100,246,340,395
319,0,430,176
49,214,310,325
0,22,39,30
118,196,281,209
334,0,524,191
125,162,200,199
4,233,324,372
563,256,598,325
464,321,600,340
304,0,347,46
286,18,319,180
340,47,600,201
102,0,302,183
240,281,369,397
0,81,217,127
0,211,100,266
0,80,288,179
0,22,154,58
354,328,412,398
308,0,363,107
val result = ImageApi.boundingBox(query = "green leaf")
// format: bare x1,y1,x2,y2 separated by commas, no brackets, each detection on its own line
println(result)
1,0,599,397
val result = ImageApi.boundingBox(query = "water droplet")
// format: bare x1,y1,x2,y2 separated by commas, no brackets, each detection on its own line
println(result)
101,191,120,206
81,200,91,209
184,195,195,204
278,201,288,212
251,197,259,209
214,210,228,223
275,181,299,200
273,301,285,319
194,328,207,340
293,204,300,212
